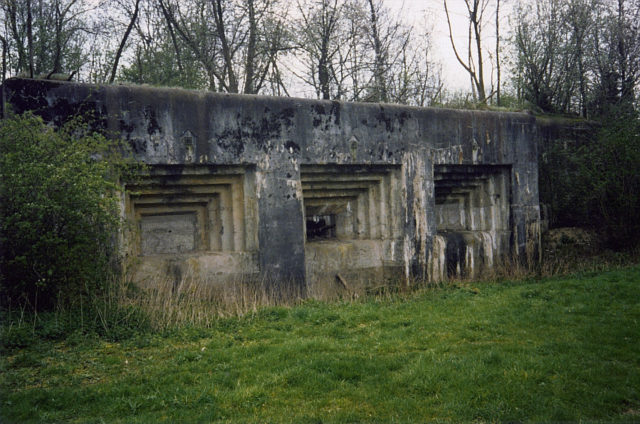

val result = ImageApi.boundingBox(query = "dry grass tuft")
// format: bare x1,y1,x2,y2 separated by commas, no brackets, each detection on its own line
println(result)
119,272,305,330
112,231,639,330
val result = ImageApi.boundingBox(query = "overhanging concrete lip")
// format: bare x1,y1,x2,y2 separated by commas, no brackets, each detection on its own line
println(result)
1,77,535,126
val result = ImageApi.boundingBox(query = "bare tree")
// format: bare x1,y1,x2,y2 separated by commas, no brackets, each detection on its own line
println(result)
108,0,140,84
1,0,92,78
27,0,33,77
0,0,442,104
157,0,291,94
444,0,489,103
512,0,639,116
513,0,566,112
1,34,6,82
366,0,388,102
295,0,344,99
495,0,500,105
2,0,30,74
293,0,441,105
387,25,443,107
590,0,640,115
108,0,207,88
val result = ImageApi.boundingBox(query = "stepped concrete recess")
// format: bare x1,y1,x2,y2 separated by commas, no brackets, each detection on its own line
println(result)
2,78,541,294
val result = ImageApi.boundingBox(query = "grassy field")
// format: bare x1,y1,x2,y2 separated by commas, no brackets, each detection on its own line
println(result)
1,266,639,423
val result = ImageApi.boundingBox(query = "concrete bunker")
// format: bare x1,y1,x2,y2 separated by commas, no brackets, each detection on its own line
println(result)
1,78,541,294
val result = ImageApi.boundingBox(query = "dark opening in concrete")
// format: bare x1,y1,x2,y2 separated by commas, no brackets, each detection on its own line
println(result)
306,214,336,240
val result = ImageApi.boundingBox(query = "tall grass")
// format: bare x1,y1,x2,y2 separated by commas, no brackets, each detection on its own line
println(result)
117,244,640,331
2,239,638,345
123,272,305,330
474,241,640,284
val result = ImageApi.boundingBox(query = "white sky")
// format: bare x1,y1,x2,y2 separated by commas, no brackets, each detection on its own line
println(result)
384,0,509,93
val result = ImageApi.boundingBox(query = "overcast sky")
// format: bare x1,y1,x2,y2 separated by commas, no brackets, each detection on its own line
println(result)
385,0,509,93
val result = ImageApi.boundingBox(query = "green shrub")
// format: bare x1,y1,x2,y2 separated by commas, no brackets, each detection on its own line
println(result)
0,113,134,311
0,324,37,351
539,137,588,227
575,110,640,249
540,108,640,249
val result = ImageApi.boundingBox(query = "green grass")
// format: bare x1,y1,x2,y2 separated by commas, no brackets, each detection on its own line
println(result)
2,266,640,423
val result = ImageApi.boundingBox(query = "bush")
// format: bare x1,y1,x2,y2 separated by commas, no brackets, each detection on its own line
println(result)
0,113,134,311
540,108,640,249
574,109,640,249
539,133,590,228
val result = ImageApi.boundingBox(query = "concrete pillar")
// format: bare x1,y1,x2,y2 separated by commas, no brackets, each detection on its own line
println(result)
256,160,306,284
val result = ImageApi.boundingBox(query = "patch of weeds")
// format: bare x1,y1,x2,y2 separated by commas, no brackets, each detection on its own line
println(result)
520,289,553,301
175,350,204,365
311,311,341,325
165,325,210,342
40,363,73,378
65,329,100,348
0,354,8,373
121,333,162,349
482,351,504,366
256,306,290,322
1,302,151,355
326,323,348,339
36,317,69,340
366,283,400,297
0,324,37,351
9,351,44,369
291,307,311,321
96,304,151,342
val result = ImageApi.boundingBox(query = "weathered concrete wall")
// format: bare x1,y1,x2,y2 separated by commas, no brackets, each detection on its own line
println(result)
2,78,540,292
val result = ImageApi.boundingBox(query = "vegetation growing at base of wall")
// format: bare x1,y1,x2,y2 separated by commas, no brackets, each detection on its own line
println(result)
575,110,640,248
0,113,138,315
539,107,640,249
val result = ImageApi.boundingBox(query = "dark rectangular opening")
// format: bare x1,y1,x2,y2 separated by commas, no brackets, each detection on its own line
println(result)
306,214,336,240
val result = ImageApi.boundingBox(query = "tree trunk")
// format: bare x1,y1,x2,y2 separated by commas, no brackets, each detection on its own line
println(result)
444,0,487,105
109,0,140,84
243,0,257,94
367,0,388,102
212,0,239,93
6,3,27,73
27,0,34,77
495,0,500,106
1,36,6,83
471,1,486,103
52,2,63,74
319,45,331,99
